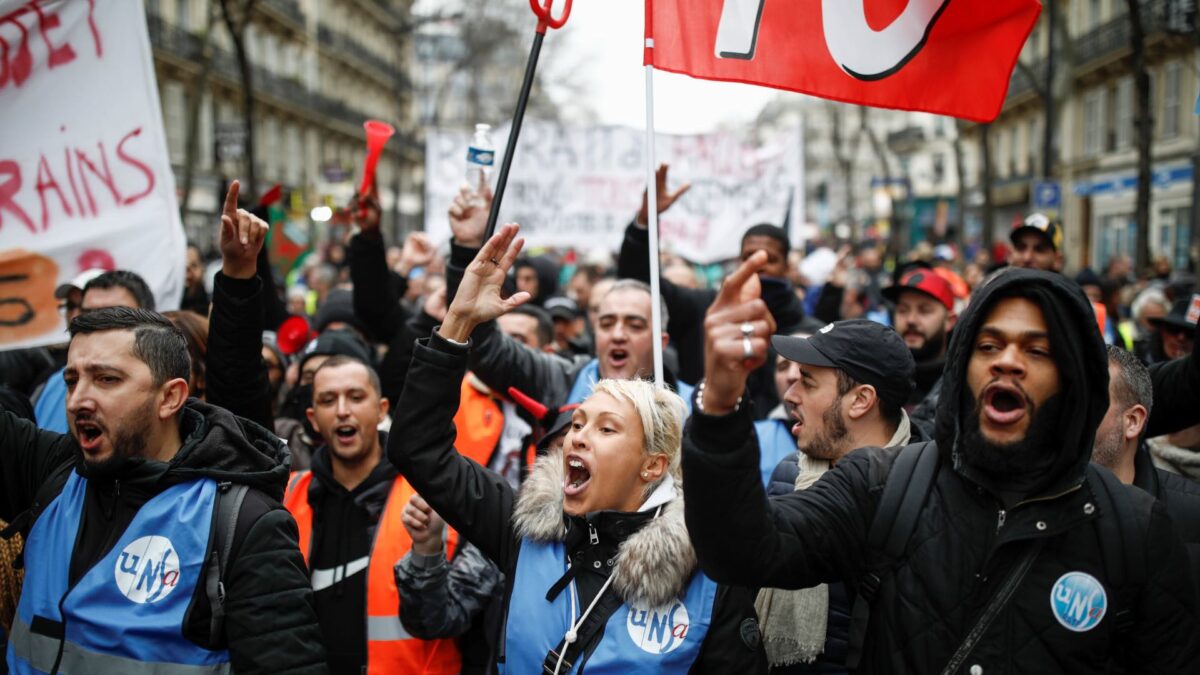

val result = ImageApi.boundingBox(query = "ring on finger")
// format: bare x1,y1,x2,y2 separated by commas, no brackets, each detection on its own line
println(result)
742,337,754,360
740,322,755,338
489,258,501,266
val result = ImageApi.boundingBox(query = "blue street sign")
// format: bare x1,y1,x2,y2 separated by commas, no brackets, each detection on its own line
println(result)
1033,181,1061,210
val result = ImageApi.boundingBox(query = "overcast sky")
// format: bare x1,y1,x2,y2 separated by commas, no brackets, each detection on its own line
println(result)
561,2,781,133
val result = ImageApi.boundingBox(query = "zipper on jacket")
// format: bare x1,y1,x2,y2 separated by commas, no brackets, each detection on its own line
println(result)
996,509,1006,533
588,522,599,546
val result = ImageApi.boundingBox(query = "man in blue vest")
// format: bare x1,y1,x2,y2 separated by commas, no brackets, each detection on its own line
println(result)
2,307,326,674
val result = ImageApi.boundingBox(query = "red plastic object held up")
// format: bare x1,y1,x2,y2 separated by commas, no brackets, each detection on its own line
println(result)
277,315,315,356
508,386,549,421
530,0,571,33
358,120,395,195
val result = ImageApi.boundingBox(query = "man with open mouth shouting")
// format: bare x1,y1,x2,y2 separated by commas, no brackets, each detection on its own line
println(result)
684,263,1200,673
2,306,326,674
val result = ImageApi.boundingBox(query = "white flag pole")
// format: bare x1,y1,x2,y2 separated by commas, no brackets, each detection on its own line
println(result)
643,51,665,386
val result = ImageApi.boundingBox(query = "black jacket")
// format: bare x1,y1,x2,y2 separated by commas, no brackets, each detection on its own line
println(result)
617,221,814,413
301,444,399,675
389,332,767,673
1133,446,1200,592
683,268,1200,673
0,401,327,674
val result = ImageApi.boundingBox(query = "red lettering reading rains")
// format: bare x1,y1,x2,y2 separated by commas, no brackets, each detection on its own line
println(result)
0,125,158,233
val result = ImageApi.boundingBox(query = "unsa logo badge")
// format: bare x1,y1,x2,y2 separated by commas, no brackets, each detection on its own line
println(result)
114,535,182,604
627,600,690,655
1050,571,1107,632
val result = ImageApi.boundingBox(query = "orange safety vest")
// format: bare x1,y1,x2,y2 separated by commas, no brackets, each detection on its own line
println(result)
454,375,537,472
284,472,461,675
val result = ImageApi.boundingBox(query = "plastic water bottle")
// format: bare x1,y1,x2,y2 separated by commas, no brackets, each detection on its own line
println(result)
465,123,495,206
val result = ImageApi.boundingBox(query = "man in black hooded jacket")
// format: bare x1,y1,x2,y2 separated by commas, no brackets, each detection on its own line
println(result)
1,307,326,674
684,261,1199,673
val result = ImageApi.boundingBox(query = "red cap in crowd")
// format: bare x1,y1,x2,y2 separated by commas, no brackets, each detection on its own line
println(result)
882,269,955,312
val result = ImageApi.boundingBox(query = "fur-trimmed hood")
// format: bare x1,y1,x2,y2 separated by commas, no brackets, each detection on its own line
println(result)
512,449,698,608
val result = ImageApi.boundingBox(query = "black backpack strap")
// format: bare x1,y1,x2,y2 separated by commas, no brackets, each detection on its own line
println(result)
1088,465,1145,638
204,481,249,646
846,441,939,669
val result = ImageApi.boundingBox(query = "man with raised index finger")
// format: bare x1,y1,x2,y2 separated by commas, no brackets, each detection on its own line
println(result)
682,262,1200,673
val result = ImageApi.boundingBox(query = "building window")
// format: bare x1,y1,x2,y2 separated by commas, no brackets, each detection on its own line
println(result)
1162,61,1181,139
1115,76,1133,149
162,81,186,163
174,0,190,30
1010,126,1020,175
1089,0,1103,29
1028,118,1040,173
1083,90,1104,157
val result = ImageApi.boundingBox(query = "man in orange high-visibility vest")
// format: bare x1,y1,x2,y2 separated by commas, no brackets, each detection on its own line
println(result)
284,354,460,675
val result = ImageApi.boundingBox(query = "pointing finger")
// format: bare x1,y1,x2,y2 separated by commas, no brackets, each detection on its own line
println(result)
717,251,769,305
223,180,240,218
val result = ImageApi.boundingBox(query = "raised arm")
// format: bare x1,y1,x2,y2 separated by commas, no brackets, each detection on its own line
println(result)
682,252,871,589
206,180,275,431
389,225,533,567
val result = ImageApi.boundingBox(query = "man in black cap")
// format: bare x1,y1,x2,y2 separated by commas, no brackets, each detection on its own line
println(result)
756,319,923,671
1150,294,1198,360
1009,212,1064,272
770,320,918,467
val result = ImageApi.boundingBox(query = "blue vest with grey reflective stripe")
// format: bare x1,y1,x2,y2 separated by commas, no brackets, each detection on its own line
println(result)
7,471,231,674
501,538,716,674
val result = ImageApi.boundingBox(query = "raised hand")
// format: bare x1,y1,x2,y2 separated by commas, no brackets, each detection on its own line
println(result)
219,180,270,280
701,251,777,414
352,192,382,234
448,182,493,248
636,163,691,227
438,223,530,343
397,232,436,277
401,494,446,557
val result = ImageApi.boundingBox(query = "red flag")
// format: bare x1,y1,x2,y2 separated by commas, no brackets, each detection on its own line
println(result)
645,0,1041,122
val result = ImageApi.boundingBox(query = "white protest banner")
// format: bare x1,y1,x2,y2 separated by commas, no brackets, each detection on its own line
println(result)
425,120,803,264
0,0,184,350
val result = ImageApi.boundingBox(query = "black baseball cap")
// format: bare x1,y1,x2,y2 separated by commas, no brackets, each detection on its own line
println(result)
772,319,915,408
1149,294,1200,333
298,329,371,372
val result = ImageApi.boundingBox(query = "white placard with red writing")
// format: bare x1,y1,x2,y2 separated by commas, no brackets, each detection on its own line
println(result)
0,0,184,350
424,120,804,264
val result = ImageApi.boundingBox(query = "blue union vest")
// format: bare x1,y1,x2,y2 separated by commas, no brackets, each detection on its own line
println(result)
755,419,798,487
566,359,695,412
502,538,717,674
7,471,231,674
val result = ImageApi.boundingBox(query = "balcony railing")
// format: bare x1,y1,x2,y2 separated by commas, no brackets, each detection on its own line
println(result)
317,24,404,85
261,0,306,29
1073,0,1182,66
1007,59,1044,100
147,14,373,130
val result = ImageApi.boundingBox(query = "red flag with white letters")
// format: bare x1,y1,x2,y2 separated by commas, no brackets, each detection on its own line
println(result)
645,0,1041,122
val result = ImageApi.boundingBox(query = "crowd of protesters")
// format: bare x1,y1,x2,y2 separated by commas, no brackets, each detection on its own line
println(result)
0,160,1198,674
